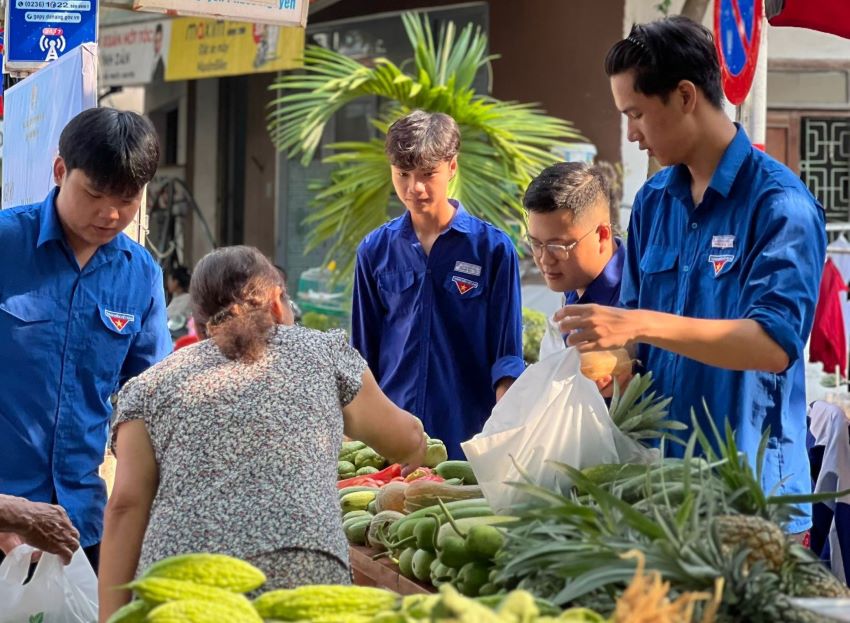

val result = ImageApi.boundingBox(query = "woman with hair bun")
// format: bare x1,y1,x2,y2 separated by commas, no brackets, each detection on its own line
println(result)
97,246,426,619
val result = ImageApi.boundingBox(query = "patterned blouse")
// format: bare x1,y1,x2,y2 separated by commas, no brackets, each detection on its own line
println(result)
112,325,366,574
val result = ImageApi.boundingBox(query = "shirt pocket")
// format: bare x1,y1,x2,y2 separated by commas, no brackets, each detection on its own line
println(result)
703,252,742,314
0,292,57,353
639,246,678,312
88,302,143,382
377,270,416,316
443,273,486,300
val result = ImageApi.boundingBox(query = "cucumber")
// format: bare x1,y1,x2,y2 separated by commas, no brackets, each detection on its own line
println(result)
389,499,490,539
343,514,372,532
344,517,372,545
395,517,420,543
439,535,473,569
338,485,380,500
411,549,436,582
436,516,517,549
342,510,372,523
465,524,505,561
456,561,491,597
391,506,493,547
434,460,478,484
413,516,439,551
397,547,417,579
341,490,377,515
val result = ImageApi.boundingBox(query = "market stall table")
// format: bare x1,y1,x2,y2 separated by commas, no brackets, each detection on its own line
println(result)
349,545,434,595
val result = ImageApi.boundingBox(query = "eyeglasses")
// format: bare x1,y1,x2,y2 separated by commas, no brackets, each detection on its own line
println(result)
525,225,604,261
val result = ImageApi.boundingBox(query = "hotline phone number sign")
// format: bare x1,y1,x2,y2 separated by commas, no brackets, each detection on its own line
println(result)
5,0,97,69
17,1,92,10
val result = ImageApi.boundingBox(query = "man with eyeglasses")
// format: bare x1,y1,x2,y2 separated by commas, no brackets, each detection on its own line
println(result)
525,162,623,311
524,162,625,392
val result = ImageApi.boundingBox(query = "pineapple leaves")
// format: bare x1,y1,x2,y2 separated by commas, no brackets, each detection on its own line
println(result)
267,11,582,282
547,461,666,541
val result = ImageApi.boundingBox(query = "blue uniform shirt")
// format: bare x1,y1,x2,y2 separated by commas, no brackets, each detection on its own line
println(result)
351,201,526,459
565,238,625,307
0,189,172,547
621,125,826,532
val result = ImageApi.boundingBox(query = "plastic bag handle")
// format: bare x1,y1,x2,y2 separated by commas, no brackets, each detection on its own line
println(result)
0,544,35,586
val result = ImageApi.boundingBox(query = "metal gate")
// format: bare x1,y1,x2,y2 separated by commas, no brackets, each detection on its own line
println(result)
800,116,850,222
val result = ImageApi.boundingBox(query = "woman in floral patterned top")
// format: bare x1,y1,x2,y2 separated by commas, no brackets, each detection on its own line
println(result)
97,246,427,620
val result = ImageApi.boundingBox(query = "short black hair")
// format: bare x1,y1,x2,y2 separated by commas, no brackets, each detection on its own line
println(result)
155,23,163,34
604,16,724,109
169,265,191,291
58,108,160,197
523,162,609,220
385,110,460,170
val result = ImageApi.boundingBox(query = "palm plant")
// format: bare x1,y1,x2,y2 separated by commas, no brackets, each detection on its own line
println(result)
267,12,584,279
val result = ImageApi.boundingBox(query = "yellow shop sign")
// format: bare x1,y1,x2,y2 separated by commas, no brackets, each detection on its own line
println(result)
166,18,303,81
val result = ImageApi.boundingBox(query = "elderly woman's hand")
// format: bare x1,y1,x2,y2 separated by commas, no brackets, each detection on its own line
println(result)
0,496,80,564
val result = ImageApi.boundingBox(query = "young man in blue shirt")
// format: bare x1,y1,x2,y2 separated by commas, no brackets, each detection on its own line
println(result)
557,17,826,536
0,108,172,570
351,110,525,459
525,162,626,392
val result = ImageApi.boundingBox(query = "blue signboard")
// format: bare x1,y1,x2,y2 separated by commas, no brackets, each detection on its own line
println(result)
2,43,97,208
4,0,98,70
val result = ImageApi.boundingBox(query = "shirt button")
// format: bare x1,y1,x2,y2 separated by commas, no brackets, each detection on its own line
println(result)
683,265,690,272
690,222,698,230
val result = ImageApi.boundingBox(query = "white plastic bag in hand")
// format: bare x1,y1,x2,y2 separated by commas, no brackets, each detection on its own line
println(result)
0,545,98,623
538,312,567,361
461,347,655,514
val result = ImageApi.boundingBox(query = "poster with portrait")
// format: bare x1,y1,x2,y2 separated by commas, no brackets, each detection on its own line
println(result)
100,20,171,87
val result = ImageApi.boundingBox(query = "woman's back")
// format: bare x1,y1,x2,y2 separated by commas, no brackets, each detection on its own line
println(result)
114,324,364,574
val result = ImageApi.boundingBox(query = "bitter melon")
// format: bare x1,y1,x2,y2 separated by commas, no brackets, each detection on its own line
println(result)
141,553,266,592
146,599,262,623
253,584,398,619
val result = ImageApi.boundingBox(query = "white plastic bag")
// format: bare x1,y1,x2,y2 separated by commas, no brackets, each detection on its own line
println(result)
461,347,656,513
538,312,566,361
0,545,98,623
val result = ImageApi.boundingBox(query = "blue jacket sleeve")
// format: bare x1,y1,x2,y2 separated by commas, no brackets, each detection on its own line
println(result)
350,244,384,380
488,240,525,387
119,263,172,387
619,192,643,310
740,189,826,369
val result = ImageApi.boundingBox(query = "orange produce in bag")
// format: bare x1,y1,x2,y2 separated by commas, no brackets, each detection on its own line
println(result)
579,348,633,381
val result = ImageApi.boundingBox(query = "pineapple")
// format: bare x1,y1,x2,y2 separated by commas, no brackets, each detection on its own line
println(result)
793,569,850,598
712,514,786,572
786,543,850,599
495,402,850,622
608,372,685,444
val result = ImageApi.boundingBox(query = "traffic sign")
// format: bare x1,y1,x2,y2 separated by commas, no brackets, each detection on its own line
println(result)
714,0,764,105
4,0,99,72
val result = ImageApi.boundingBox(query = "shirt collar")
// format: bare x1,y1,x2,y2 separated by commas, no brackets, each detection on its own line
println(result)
707,123,751,198
36,186,134,259
36,187,65,248
388,198,472,236
446,199,473,234
667,123,752,205
566,237,625,305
